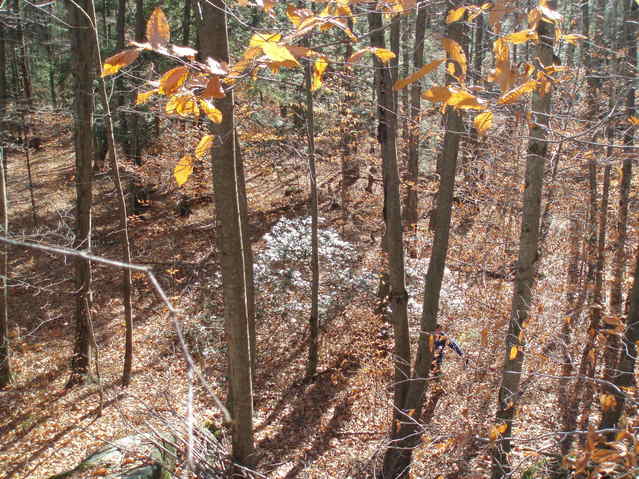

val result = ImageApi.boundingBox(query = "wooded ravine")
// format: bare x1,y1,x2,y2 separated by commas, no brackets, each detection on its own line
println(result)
0,0,638,478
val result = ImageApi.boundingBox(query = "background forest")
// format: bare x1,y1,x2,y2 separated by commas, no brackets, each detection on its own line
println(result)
0,0,638,478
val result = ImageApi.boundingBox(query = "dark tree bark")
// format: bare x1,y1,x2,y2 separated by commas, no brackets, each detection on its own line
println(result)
182,0,192,45
490,4,555,477
404,1,427,227
199,0,254,468
599,251,639,438
380,2,465,476
65,0,97,389
609,0,636,345
15,0,32,109
0,24,7,113
367,4,411,424
116,0,126,50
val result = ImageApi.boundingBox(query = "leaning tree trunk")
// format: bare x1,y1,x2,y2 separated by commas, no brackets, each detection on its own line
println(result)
490,5,555,477
381,2,465,477
367,4,411,422
199,0,254,469
65,0,97,389
404,0,427,227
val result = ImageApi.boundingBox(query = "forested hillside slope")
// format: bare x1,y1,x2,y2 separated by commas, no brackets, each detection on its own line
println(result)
0,0,638,478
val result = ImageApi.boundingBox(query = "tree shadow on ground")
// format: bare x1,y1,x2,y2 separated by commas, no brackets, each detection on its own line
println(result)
2,396,120,479
256,352,360,473
0,357,158,456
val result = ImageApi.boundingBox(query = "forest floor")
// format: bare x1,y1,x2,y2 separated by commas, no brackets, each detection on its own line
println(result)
1,107,564,479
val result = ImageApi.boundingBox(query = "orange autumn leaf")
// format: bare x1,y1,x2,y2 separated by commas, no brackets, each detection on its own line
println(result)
146,8,170,50
101,49,141,77
393,58,445,91
159,66,188,95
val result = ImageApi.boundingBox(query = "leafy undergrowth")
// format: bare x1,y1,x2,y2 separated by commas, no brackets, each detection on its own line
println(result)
0,104,592,479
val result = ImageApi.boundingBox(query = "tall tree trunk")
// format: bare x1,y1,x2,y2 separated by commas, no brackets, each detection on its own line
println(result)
340,17,358,222
234,137,255,380
116,0,126,50
556,199,584,463
367,4,411,423
608,0,636,354
15,0,32,109
404,1,427,227
182,0,192,45
0,147,10,388
0,24,6,113
490,5,555,477
92,4,135,387
65,0,97,389
473,3,484,80
578,146,611,436
599,252,639,438
381,3,465,476
599,0,638,440
199,0,254,468
304,56,320,379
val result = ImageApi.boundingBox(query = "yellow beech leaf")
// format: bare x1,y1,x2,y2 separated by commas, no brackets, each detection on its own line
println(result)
199,99,222,123
447,89,485,110
348,47,395,65
503,29,538,44
474,111,493,135
101,49,141,77
146,8,170,50
422,85,452,103
261,43,301,67
176,97,199,117
311,58,328,92
446,6,467,24
509,345,518,360
393,58,445,91
249,32,282,48
498,80,538,104
195,134,214,159
373,48,396,64
628,116,639,125
442,38,467,75
135,89,158,105
159,66,188,95
489,423,508,441
174,155,194,187
201,76,226,99
166,94,190,115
